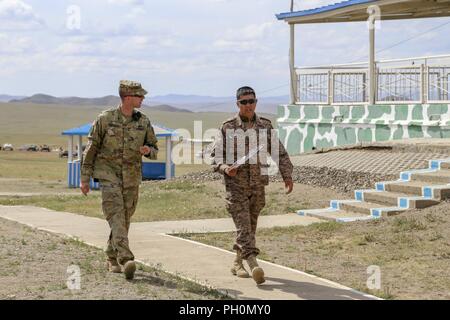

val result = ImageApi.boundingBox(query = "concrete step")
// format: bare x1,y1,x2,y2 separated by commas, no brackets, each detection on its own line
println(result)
363,191,410,206
383,181,431,196
298,208,373,222
423,185,450,200
411,170,450,184
340,201,403,217
361,190,440,209
440,162,450,170
400,197,440,209
382,180,450,200
363,190,441,210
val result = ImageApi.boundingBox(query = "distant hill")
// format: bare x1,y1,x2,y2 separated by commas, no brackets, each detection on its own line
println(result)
145,104,192,113
10,94,121,106
8,94,192,113
0,94,27,102
6,93,289,114
151,94,289,105
150,94,289,114
151,94,231,104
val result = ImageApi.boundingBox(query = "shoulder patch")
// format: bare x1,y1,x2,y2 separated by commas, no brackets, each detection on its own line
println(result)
99,108,115,117
259,116,272,123
103,107,116,114
222,117,236,125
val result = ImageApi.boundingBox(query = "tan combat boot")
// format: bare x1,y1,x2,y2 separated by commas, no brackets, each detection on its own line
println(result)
122,260,136,280
230,251,250,278
246,255,265,284
107,259,121,273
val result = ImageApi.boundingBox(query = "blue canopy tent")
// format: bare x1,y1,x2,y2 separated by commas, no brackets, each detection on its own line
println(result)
62,122,176,189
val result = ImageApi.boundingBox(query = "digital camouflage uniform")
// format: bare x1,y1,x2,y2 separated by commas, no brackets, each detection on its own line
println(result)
81,80,158,266
210,113,293,260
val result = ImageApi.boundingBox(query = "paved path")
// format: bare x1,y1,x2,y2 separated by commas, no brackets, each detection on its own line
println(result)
0,205,378,300
134,214,321,234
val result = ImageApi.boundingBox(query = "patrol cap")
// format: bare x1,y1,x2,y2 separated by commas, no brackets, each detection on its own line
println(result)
119,80,148,97
236,86,256,100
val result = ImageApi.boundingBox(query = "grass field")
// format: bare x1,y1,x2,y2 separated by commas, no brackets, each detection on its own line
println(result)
0,101,274,175
0,176,346,222
0,150,209,183
0,149,345,222
0,101,277,219
0,102,276,147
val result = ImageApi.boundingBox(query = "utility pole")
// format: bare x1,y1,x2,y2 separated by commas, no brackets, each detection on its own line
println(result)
289,0,297,104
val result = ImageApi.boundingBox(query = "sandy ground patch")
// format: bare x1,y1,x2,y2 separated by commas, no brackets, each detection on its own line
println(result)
180,201,450,300
0,217,226,300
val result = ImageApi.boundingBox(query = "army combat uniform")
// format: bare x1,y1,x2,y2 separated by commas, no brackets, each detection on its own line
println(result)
81,82,158,267
211,113,293,261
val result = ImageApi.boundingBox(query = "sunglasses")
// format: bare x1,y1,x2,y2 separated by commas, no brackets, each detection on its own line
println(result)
238,98,257,105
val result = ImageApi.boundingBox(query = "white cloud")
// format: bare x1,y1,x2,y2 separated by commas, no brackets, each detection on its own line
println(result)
0,0,45,30
212,21,280,53
213,39,256,51
0,32,36,54
1,0,449,97
55,41,98,56
126,6,146,18
107,0,144,5
240,22,275,40
106,0,146,18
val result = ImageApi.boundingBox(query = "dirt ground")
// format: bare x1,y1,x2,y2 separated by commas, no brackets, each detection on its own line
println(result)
180,201,450,300
0,217,226,300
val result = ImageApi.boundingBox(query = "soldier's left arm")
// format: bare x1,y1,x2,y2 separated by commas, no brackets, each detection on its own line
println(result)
143,120,159,160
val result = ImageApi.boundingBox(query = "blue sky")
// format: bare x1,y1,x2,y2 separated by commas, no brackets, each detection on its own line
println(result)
1,0,449,97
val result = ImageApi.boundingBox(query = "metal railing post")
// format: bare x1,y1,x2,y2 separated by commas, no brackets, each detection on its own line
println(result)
368,22,376,105
420,63,427,104
328,70,333,104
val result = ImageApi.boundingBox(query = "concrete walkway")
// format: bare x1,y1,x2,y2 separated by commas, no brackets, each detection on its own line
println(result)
0,205,378,300
134,214,321,234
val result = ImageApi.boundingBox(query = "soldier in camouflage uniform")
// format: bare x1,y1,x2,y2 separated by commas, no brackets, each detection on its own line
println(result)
210,86,293,285
80,80,158,280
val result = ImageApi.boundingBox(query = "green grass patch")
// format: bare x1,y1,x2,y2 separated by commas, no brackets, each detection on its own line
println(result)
0,179,229,222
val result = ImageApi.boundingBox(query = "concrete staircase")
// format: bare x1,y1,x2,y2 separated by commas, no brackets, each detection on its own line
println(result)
298,158,450,222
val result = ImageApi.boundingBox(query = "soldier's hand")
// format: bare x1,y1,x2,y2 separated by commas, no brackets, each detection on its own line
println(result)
80,182,90,196
225,166,238,177
284,179,293,194
140,146,151,155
